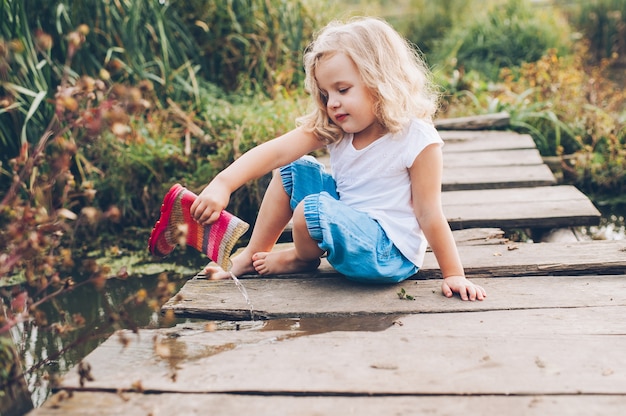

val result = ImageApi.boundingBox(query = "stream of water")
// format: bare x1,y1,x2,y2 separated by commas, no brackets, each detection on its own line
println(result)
229,272,256,321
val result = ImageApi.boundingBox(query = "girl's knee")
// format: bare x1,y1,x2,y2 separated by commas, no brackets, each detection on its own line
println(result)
292,201,308,231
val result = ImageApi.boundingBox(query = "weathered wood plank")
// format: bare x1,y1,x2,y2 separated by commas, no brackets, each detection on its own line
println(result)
449,227,507,245
317,135,559,191
286,166,583,230
259,227,505,249
443,148,544,166
280,224,509,248
311,129,533,156
58,303,626,395
439,130,537,152
443,164,556,190
320,141,542,170
31,391,626,416
443,185,601,229
235,239,625,281
435,112,510,130
422,239,626,279
318,161,556,190
161,276,626,320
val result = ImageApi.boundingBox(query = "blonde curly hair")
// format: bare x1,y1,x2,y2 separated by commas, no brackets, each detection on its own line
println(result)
297,17,439,144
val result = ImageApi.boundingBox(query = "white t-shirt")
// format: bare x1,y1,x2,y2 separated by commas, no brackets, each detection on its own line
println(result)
327,118,443,267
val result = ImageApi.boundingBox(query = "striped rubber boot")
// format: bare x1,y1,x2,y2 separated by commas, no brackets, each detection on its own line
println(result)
148,184,249,270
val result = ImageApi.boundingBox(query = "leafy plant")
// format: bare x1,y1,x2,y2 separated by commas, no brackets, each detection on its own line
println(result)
0,0,56,161
563,0,626,64
397,0,474,56
164,0,333,94
397,287,415,301
21,0,205,101
438,45,626,193
433,0,570,80
0,20,186,399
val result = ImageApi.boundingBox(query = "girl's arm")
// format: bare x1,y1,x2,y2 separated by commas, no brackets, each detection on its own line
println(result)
409,144,486,301
191,126,324,225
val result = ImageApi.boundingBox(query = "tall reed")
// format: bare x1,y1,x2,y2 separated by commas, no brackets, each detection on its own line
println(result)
175,0,330,93
0,0,55,160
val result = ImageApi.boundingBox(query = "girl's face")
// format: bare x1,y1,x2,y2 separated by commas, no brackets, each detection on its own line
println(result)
315,52,385,144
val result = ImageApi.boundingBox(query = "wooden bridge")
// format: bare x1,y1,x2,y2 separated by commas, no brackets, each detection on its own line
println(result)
31,118,626,415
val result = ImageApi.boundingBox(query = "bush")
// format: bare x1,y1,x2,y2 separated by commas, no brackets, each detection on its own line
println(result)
20,0,205,97
432,0,571,80
77,86,309,233
437,46,626,193
563,0,626,64
0,0,56,161
395,0,474,57
1,0,333,236
174,0,331,93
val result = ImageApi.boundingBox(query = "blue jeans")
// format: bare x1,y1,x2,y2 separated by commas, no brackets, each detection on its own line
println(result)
280,156,419,284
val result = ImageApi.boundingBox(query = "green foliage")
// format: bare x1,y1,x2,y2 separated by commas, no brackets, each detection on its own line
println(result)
562,0,626,63
501,48,625,193
397,287,415,300
432,0,571,80
158,0,332,93
205,0,332,92
0,336,16,384
0,0,204,163
0,0,329,234
22,0,204,98
437,47,626,193
395,0,474,56
194,90,309,222
0,0,56,160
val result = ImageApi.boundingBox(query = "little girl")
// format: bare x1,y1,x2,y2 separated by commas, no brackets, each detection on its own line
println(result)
186,17,485,300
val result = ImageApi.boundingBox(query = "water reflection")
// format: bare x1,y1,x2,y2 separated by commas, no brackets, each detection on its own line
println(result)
4,267,191,412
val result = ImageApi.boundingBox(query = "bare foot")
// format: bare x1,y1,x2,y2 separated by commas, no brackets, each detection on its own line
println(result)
201,249,256,280
252,249,320,275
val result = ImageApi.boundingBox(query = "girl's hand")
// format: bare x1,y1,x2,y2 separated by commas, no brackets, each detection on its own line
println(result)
190,179,231,225
441,275,486,301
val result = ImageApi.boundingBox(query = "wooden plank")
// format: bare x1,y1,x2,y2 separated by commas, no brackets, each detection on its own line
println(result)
443,185,601,229
286,163,582,235
236,239,626,281
439,130,537,152
318,140,555,190
279,225,509,248
423,239,626,279
58,303,626,395
435,112,510,130
449,227,507,245
31,391,626,416
317,136,543,163
442,164,556,190
161,276,626,320
443,148,544,166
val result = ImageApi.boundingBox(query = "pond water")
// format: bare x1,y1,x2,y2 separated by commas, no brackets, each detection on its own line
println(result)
2,251,203,414
2,201,625,414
